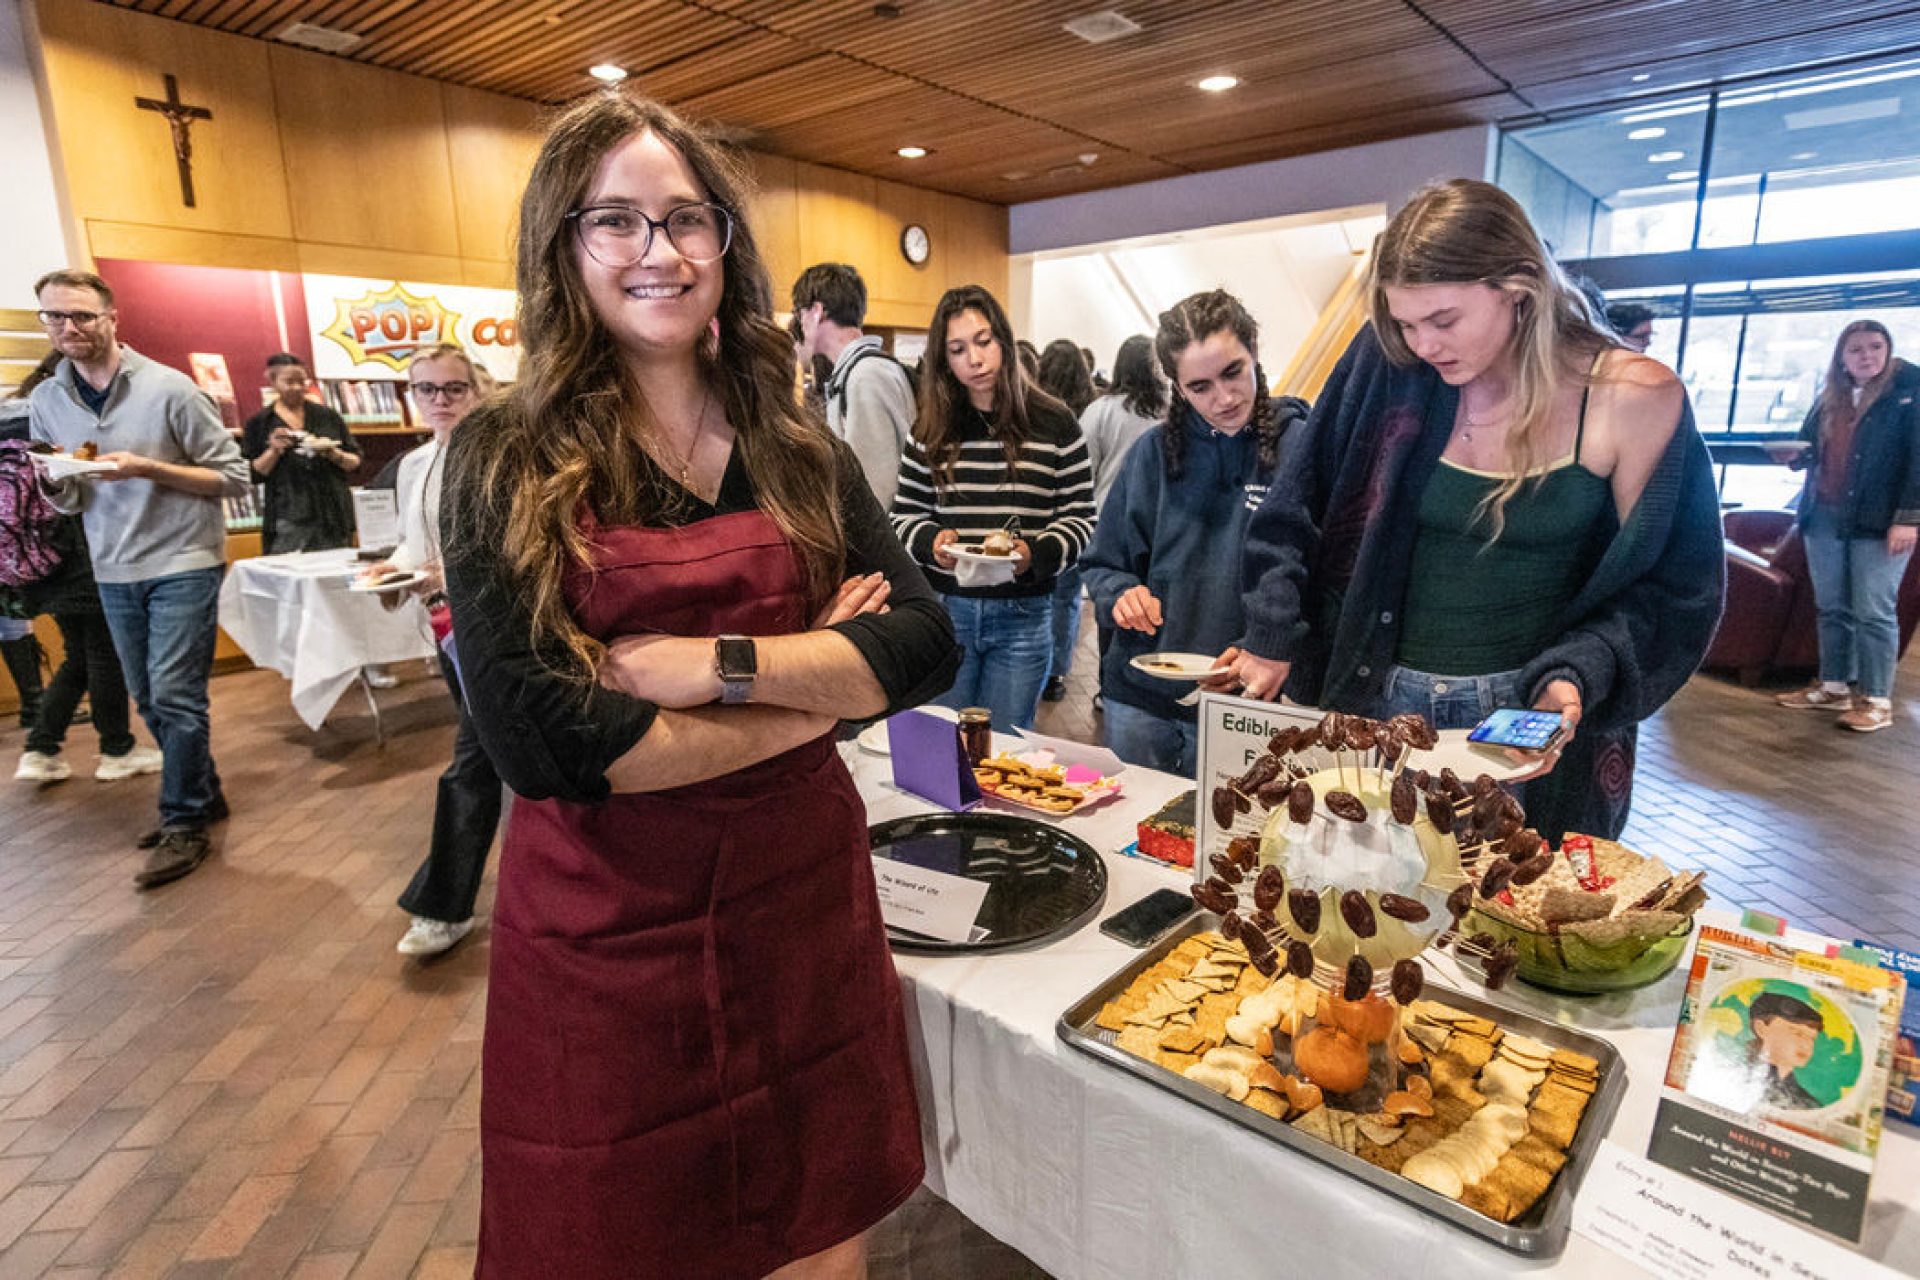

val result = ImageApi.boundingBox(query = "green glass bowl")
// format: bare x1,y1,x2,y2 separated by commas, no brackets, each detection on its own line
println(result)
1467,908,1694,995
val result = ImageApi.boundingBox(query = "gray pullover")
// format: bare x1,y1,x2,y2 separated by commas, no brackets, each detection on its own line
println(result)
29,347,252,584
824,335,915,511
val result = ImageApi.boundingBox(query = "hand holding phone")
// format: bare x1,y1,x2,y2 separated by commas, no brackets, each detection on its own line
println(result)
1468,708,1570,754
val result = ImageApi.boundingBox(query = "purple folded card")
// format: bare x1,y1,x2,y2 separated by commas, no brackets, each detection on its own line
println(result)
887,710,981,811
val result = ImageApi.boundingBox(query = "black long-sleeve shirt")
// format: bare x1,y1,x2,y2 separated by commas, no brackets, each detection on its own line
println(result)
443,430,959,804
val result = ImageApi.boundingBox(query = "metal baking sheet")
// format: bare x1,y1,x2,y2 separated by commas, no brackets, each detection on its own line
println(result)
1056,916,1627,1258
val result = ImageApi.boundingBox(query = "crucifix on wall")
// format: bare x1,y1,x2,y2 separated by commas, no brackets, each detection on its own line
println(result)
135,74,213,208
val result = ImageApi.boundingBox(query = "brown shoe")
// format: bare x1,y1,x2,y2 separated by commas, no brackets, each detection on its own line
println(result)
133,828,210,888
1837,701,1893,733
1777,683,1850,709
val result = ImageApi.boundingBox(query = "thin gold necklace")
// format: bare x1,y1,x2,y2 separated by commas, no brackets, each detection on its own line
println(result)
656,385,716,499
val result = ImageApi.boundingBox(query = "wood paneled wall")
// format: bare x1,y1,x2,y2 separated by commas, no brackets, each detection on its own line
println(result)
27,0,1005,314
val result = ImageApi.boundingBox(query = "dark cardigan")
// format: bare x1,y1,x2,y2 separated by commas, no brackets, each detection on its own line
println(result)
1240,326,1725,841
1794,358,1920,537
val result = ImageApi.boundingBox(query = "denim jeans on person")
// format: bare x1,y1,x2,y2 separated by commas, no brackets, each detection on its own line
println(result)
96,567,225,828
1047,566,1083,681
934,593,1053,731
1372,665,1526,732
1102,697,1198,778
1803,506,1914,700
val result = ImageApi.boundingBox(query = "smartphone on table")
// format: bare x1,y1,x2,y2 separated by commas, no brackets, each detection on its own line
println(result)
1467,708,1571,754
1099,887,1197,948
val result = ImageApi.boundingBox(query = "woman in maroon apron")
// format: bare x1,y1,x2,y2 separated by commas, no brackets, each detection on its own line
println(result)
441,93,958,1278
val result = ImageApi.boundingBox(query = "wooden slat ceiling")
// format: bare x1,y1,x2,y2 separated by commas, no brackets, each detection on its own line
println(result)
99,0,1920,204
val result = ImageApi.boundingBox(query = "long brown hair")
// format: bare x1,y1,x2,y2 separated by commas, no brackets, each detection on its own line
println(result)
1817,319,1896,440
915,285,1067,488
1369,179,1615,531
446,92,842,684
1037,338,1095,416
1153,289,1288,481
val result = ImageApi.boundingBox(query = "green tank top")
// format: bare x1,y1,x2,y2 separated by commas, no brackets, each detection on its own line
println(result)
1396,413,1612,676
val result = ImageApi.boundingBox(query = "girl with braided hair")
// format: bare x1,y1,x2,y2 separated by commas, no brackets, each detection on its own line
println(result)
1080,289,1306,773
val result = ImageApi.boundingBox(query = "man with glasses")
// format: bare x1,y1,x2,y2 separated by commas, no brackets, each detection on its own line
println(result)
28,269,251,887
791,262,915,510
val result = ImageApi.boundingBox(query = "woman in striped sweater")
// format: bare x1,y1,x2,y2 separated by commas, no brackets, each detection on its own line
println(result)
893,286,1096,730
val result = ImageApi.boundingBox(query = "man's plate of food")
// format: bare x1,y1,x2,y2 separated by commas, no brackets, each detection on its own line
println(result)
348,568,427,594
1130,652,1230,682
30,443,118,479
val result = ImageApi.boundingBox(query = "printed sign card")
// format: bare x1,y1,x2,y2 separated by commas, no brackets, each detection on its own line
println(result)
1649,926,1904,1243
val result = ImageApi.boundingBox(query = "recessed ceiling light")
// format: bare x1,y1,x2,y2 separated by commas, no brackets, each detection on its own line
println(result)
1666,170,1699,182
1631,73,1651,83
1790,150,1818,161
1196,75,1240,93
588,64,628,83
1647,150,1685,163
896,145,929,159
1627,126,1665,140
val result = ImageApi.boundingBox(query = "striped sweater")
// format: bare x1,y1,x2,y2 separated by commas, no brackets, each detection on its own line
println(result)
892,401,1096,597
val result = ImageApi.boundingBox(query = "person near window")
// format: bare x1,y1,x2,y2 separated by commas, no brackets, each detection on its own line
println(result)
1081,292,1303,775
1605,302,1655,354
439,91,956,1277
241,353,361,554
1217,179,1724,842
1774,319,1919,732
893,289,1094,730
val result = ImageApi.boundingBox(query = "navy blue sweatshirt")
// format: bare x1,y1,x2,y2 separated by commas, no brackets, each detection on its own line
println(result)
1080,410,1274,721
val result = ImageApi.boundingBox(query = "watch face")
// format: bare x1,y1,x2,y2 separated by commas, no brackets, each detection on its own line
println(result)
901,224,931,265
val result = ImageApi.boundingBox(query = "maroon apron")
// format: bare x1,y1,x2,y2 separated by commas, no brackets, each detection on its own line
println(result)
478,510,925,1279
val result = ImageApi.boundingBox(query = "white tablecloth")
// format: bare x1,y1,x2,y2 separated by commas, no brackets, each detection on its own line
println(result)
843,741,1920,1278
218,549,437,730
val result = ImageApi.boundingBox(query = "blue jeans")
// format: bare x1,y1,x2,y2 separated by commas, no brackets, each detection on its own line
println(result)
1103,698,1198,777
1047,567,1083,681
934,593,1053,731
1803,510,1914,699
1373,664,1525,732
98,567,225,828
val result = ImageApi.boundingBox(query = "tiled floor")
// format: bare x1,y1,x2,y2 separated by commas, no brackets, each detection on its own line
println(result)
0,612,1908,1276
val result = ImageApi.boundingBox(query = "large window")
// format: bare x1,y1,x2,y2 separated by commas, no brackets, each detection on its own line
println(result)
1499,57,1920,509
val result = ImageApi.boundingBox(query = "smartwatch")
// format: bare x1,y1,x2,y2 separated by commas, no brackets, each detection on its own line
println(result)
715,635,757,704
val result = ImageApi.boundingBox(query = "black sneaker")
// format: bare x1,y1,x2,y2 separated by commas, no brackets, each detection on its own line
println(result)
1042,676,1068,702
133,828,210,889
135,794,229,849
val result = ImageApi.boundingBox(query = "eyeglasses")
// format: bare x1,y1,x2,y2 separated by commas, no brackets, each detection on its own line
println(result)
566,202,733,268
410,381,472,401
38,310,106,330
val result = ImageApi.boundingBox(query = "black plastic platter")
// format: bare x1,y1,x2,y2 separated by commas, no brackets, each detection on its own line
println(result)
868,812,1109,954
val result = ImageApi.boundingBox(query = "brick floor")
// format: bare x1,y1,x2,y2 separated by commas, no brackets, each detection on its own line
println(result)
0,611,1908,1276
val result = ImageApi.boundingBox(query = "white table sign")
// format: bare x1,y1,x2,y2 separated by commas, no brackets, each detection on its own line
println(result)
1572,1139,1905,1280
871,859,992,944
1192,692,1321,882
352,488,400,550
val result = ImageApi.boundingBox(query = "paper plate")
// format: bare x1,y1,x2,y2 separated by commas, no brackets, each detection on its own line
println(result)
1129,652,1228,682
34,454,119,480
348,570,426,594
949,544,1021,565
857,721,891,755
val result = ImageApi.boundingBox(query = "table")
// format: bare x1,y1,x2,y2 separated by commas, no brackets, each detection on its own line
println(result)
217,549,437,741
842,740,1920,1278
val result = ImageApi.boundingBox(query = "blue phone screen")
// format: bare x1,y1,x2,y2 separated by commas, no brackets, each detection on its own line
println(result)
1468,709,1564,750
